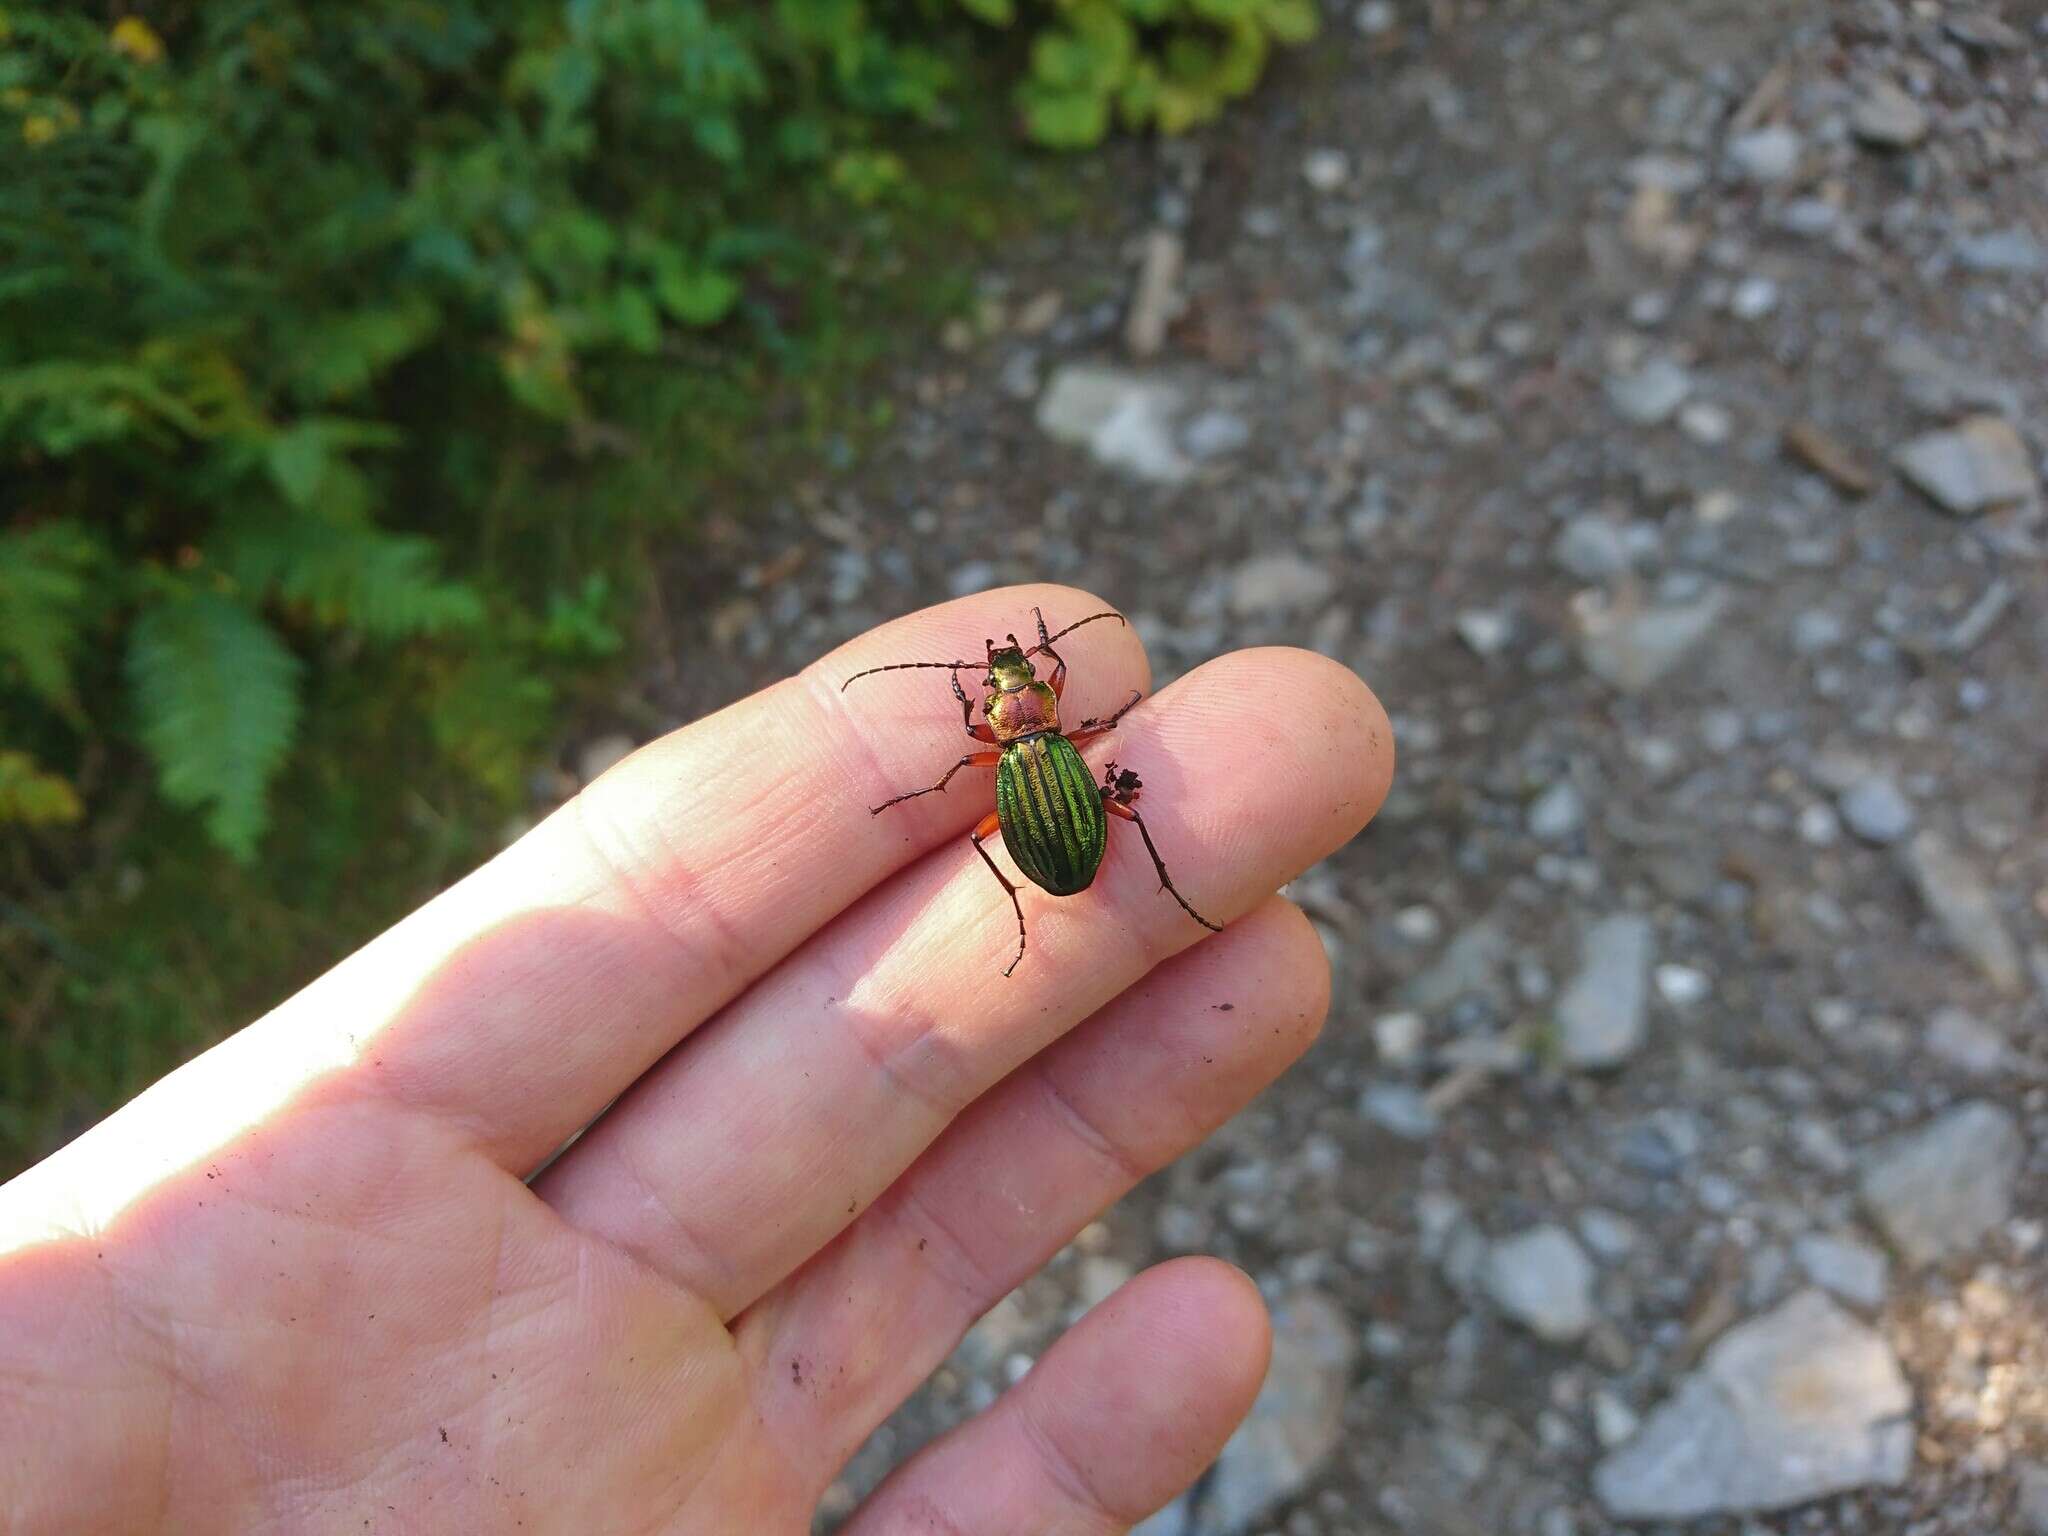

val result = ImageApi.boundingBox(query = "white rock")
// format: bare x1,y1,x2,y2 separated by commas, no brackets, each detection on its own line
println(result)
1182,408,1251,461
1576,587,1729,694
1301,148,1350,192
1654,963,1709,1006
1726,125,1803,183
1678,400,1733,444
1729,276,1780,319
1556,914,1656,1069
1036,365,1190,483
1852,78,1929,148
1593,1290,1912,1519
1605,358,1693,424
1484,1224,1597,1343
1527,780,1585,841
1229,552,1336,616
1456,608,1513,656
1551,515,1631,581
1593,1390,1641,1449
1793,1232,1889,1309
1373,1010,1426,1066
1838,776,1914,846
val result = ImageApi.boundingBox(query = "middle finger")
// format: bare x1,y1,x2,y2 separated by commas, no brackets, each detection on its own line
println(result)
536,647,1389,1317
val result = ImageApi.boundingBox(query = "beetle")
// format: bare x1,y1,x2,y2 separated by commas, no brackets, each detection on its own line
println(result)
842,607,1221,975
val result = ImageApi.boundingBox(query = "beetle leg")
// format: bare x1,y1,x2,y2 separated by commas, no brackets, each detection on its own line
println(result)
952,671,998,742
870,751,1002,815
1065,688,1143,749
971,810,1029,977
1102,789,1223,934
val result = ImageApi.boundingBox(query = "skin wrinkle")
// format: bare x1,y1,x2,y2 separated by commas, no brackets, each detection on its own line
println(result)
1022,1052,1151,1188
594,1125,743,1305
1010,1378,1125,1528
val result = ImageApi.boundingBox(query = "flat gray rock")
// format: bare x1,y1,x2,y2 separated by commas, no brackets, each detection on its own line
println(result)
1858,1100,2024,1267
1902,830,2024,994
1036,365,1191,483
1851,78,1929,147
1893,415,2037,516
1484,1224,1597,1342
1794,1232,1889,1309
1593,1290,1913,1520
1187,1289,1354,1534
1556,914,1655,1069
1577,588,1729,694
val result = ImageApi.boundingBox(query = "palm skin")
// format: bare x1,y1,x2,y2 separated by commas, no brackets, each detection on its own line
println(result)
0,586,1392,1535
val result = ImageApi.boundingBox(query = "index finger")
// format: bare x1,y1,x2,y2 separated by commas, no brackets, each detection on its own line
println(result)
8,587,1149,1225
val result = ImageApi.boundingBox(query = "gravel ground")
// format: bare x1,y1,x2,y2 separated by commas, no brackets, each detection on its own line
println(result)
582,2,2048,1530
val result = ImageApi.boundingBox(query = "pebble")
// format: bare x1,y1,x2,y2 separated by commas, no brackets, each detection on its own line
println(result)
1678,400,1732,444
1391,904,1442,944
1605,358,1693,424
1955,227,2045,275
1036,365,1190,483
1372,1009,1426,1066
1182,408,1252,462
1725,125,1802,183
1483,1224,1598,1343
1556,914,1655,1069
1360,1082,1439,1141
1185,1290,1355,1535
1230,552,1338,616
1858,1100,2024,1267
1592,1290,1912,1519
1653,963,1709,1006
1851,78,1929,148
1837,775,1914,846
1797,803,1841,846
1577,1208,1639,1261
1893,415,2037,517
1455,608,1513,657
1402,919,1508,1010
1728,275,1780,320
1551,515,1631,581
1923,1005,2009,1076
1125,228,1184,359
1526,780,1585,841
1302,149,1350,192
1793,1231,1889,1309
1576,587,1728,694
1902,830,2024,994
1592,1390,1640,1449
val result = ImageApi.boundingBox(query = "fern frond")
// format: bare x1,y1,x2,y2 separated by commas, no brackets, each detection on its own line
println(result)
127,591,303,860
0,521,101,708
212,515,486,640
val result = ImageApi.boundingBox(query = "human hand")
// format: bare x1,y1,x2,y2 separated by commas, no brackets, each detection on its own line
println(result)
0,586,1392,1534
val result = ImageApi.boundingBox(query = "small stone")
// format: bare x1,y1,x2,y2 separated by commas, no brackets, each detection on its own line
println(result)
1187,1291,1354,1535
575,732,635,784
1182,408,1251,462
1036,366,1190,483
1893,415,2037,517
1924,1006,2009,1076
1729,276,1780,320
1798,803,1841,846
1794,1232,1889,1309
1373,1010,1426,1066
1075,1255,1135,1311
1956,227,2046,276
1230,552,1337,617
1527,780,1585,841
1578,1209,1638,1261
1858,1100,2024,1267
1156,1203,1212,1252
1837,776,1914,846
1594,1390,1641,1448
1484,1224,1597,1343
1392,904,1442,944
1302,149,1350,192
1355,0,1398,33
1678,401,1733,444
1556,914,1656,1069
1726,125,1802,183
1360,1082,1438,1141
1402,919,1509,1011
1654,963,1709,1006
1576,588,1728,694
1902,830,2024,994
1592,1290,1912,1519
1779,197,1838,237
1455,609,1513,658
1945,11,2024,50
1606,358,1693,425
1851,78,1929,148
1551,515,1631,581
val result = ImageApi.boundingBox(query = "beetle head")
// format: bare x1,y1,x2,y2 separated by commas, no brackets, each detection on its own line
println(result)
983,636,1036,692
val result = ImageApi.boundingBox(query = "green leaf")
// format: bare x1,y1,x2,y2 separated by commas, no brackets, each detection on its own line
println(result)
1261,0,1321,44
957,0,1016,23
0,521,100,708
211,516,485,640
653,263,741,327
127,590,303,861
1020,84,1111,148
0,750,84,828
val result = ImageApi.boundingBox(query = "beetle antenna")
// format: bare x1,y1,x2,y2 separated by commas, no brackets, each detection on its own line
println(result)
1028,610,1126,656
840,659,979,692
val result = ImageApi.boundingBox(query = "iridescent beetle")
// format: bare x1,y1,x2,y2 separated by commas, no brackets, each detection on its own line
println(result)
843,608,1220,975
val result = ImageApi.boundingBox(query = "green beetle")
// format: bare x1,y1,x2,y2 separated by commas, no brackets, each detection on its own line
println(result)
843,608,1220,975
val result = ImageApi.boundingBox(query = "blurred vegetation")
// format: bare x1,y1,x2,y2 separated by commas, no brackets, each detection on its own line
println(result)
0,1,1313,1172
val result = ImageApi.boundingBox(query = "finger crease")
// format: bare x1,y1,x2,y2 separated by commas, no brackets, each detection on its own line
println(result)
1013,1379,1126,1526
596,1134,742,1305
1028,1055,1150,1186
885,1178,1004,1317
